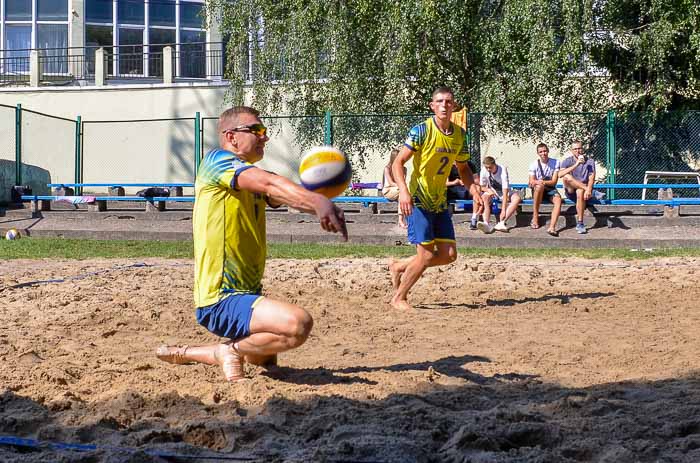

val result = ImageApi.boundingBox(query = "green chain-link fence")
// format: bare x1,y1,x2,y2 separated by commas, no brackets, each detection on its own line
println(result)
81,117,197,194
3,106,700,203
0,104,16,169
467,112,608,183
21,108,75,189
614,111,700,199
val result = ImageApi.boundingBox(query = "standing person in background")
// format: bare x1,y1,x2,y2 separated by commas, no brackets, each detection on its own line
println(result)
559,140,604,234
382,145,407,228
156,106,347,382
388,87,482,311
477,156,522,233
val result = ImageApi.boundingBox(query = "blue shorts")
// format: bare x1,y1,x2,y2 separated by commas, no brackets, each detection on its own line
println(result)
407,205,455,245
532,187,561,203
196,293,263,340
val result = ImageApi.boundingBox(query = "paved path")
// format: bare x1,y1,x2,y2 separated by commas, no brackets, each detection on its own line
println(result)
2,207,700,248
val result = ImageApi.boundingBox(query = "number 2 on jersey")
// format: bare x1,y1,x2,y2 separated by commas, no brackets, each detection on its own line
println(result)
436,156,449,175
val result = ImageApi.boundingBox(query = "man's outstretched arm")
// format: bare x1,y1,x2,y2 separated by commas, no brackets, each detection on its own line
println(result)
236,167,347,240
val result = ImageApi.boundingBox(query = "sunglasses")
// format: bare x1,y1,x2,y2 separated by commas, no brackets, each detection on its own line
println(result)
222,123,267,137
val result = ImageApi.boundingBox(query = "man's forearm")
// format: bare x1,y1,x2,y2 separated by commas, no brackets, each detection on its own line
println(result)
586,176,595,191
265,176,324,213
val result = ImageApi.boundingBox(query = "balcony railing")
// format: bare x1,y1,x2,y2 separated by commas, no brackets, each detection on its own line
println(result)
0,42,225,87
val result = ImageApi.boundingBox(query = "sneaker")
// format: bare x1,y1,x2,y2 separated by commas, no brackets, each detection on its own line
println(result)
494,221,509,232
576,222,587,234
477,221,494,234
592,190,606,201
469,219,478,230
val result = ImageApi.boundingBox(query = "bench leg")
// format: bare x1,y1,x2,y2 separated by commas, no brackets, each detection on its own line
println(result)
146,200,165,212
88,200,106,212
663,205,679,218
361,203,378,214
31,199,51,212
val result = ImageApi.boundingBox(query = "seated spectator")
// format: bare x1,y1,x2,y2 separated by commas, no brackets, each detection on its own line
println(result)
446,161,483,230
559,140,605,234
528,143,563,236
477,156,522,233
381,144,407,228
446,162,469,201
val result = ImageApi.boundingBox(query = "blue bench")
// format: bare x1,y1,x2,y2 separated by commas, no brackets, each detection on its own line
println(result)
22,195,195,212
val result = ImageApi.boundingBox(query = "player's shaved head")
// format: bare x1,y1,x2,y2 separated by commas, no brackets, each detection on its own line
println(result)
218,106,260,146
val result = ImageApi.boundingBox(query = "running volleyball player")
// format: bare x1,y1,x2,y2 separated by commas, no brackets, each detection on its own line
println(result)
156,106,347,382
389,87,482,310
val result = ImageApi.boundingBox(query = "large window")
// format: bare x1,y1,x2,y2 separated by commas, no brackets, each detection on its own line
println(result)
37,24,68,73
180,2,203,28
149,0,175,27
86,0,113,23
2,0,70,76
148,28,175,76
118,0,144,25
4,25,31,72
118,28,144,75
180,30,205,77
37,0,68,20
5,0,32,21
86,25,114,74
82,0,209,79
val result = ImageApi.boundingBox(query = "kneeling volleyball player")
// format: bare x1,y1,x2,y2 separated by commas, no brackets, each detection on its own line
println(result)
156,106,347,382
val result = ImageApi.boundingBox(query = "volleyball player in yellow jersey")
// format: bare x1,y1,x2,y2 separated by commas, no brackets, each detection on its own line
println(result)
389,87,482,311
156,106,347,382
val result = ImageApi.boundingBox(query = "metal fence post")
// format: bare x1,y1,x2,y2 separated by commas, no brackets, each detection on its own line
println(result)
606,109,616,199
324,110,333,145
15,104,22,186
194,112,201,179
75,116,82,192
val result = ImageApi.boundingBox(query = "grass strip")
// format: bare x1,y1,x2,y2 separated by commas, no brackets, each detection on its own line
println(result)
1,238,700,260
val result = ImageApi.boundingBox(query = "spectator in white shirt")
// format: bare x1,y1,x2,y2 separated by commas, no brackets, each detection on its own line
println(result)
477,156,521,233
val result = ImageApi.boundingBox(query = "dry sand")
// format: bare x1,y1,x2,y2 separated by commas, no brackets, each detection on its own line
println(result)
1,256,700,462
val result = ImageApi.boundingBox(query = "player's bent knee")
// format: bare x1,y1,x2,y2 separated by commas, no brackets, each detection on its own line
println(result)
285,310,313,348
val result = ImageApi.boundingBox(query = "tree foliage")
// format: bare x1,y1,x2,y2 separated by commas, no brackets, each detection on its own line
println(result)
210,0,699,113
590,0,700,111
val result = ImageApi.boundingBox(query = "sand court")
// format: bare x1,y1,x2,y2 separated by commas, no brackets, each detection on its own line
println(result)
1,256,699,462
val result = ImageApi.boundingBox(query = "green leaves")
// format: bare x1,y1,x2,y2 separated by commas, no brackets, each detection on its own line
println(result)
210,0,699,114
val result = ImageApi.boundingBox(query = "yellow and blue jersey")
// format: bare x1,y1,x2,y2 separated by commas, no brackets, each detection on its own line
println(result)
405,116,470,212
193,148,267,308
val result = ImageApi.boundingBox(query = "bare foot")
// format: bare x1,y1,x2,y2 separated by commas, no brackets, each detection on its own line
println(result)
215,343,246,382
388,259,402,291
390,297,413,311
